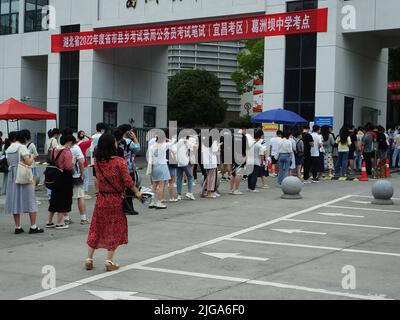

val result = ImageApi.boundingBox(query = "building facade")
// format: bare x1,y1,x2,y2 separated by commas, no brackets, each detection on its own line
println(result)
168,41,244,120
0,0,397,150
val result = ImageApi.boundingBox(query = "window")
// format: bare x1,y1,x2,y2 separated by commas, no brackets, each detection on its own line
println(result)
1,0,19,35
25,0,49,32
59,25,80,131
344,97,354,127
284,0,317,122
143,106,157,128
103,102,118,129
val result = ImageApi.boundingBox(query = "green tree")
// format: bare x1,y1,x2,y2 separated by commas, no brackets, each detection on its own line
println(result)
168,69,228,127
231,39,265,95
228,114,254,129
389,48,400,81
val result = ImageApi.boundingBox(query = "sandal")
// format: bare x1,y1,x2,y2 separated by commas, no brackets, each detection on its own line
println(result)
85,258,94,271
105,260,120,272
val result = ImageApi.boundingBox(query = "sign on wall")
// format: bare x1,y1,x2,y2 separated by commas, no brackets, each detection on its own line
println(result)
315,116,334,127
51,8,328,52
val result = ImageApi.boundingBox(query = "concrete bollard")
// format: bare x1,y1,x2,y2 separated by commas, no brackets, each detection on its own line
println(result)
281,176,302,199
371,180,394,205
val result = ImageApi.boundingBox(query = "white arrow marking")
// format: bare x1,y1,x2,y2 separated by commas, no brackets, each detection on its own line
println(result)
201,252,269,261
271,228,327,235
87,290,154,300
318,212,364,218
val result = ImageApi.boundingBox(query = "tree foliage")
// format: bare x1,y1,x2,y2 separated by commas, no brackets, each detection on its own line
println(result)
228,114,254,129
231,39,265,95
168,69,228,127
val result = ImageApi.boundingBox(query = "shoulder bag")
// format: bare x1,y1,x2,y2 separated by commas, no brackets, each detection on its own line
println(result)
16,147,33,185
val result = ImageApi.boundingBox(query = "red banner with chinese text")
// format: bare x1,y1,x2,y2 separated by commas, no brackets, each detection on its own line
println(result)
388,82,400,91
51,8,328,53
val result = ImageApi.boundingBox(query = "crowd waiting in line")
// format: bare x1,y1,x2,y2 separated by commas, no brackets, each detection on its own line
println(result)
0,122,397,271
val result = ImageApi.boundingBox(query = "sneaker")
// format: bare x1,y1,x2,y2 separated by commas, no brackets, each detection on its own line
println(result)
215,192,221,198
177,195,183,201
249,189,260,193
80,219,90,225
261,185,270,189
149,201,157,209
232,190,243,195
185,193,196,201
64,219,73,225
155,201,167,210
29,227,44,234
84,195,92,200
303,180,312,184
55,224,69,230
14,228,25,235
169,198,178,203
192,182,197,186
312,179,320,183
46,223,56,229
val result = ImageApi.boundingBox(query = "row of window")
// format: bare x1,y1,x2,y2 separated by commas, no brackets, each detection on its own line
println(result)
0,0,48,35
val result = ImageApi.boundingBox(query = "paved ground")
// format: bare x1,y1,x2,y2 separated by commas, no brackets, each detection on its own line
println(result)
1,162,400,300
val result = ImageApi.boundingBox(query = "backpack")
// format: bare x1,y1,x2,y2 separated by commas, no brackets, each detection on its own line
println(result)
296,139,304,157
0,155,8,173
44,149,65,191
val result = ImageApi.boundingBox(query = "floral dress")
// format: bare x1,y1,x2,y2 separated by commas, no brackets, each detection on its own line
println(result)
87,157,134,251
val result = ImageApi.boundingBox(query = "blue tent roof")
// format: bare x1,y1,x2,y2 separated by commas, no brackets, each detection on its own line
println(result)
251,108,308,125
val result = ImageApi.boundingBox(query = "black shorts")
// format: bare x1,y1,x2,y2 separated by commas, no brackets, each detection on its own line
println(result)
348,150,355,160
271,156,278,165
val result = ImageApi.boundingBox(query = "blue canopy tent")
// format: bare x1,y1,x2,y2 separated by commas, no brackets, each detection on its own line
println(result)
251,108,308,125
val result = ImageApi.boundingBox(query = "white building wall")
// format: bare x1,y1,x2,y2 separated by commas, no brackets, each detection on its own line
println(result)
263,0,389,133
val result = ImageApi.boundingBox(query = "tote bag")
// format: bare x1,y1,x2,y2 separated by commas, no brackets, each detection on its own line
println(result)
15,148,33,184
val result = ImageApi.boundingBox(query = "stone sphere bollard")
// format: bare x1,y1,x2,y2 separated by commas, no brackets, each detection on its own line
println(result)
372,180,394,205
281,176,302,199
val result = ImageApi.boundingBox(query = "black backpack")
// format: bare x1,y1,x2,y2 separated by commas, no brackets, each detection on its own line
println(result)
44,149,65,191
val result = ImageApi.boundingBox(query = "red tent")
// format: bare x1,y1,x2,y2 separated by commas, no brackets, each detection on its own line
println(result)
0,98,57,120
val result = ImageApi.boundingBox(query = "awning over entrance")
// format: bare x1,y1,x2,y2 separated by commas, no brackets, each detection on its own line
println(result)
51,8,328,53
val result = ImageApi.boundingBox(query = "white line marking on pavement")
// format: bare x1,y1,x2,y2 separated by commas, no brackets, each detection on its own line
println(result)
270,229,327,235
350,201,371,205
327,205,400,214
286,219,400,230
133,266,392,300
87,290,155,300
19,195,353,300
317,212,365,218
201,252,269,261
354,195,400,200
227,238,400,258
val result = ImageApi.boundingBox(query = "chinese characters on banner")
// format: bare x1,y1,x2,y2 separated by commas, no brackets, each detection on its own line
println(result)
52,8,328,53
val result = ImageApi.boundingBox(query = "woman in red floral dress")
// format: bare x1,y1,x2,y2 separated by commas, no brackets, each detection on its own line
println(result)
86,134,141,272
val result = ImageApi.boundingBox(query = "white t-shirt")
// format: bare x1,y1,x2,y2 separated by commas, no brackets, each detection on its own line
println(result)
202,141,219,169
247,140,264,166
149,142,171,165
71,144,85,178
310,133,322,157
270,137,282,157
176,138,195,167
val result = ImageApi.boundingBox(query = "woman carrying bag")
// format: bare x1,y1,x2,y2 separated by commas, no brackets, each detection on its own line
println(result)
5,131,43,235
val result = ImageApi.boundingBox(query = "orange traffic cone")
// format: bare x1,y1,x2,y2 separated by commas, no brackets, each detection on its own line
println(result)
386,159,391,178
360,161,369,182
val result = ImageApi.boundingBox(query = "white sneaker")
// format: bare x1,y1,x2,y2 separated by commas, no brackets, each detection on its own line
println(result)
169,198,178,203
249,189,260,193
177,195,183,201
185,193,196,201
232,190,243,195
303,180,312,185
55,224,69,230
149,201,157,209
192,182,197,186
155,201,167,210
215,192,221,198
